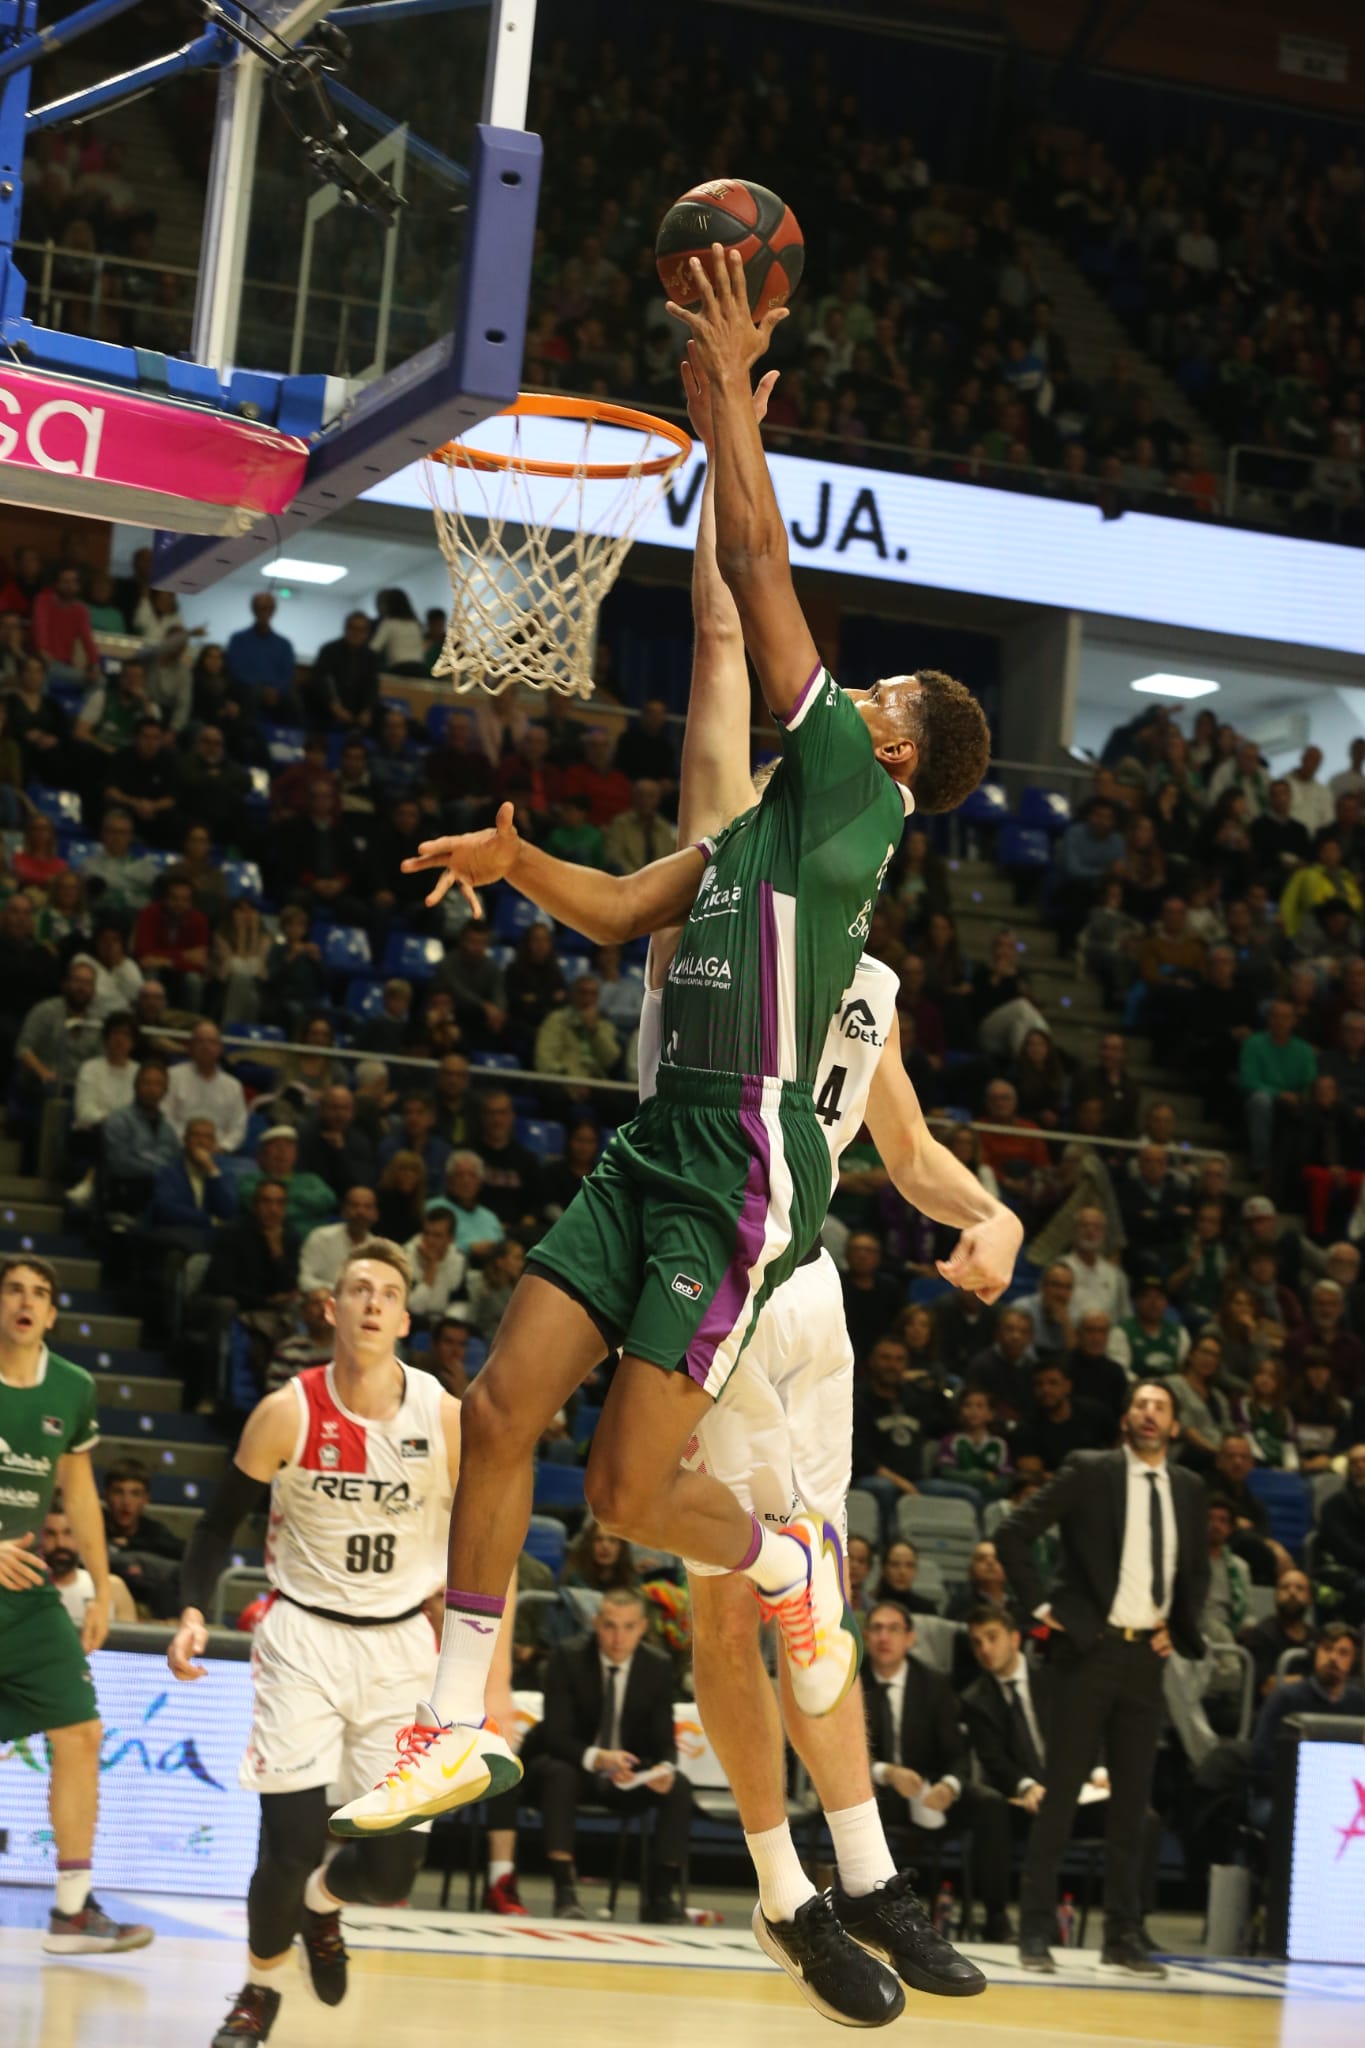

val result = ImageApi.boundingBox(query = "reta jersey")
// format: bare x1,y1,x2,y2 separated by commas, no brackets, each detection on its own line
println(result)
659,669,911,1087
641,954,900,1187
266,1364,451,1618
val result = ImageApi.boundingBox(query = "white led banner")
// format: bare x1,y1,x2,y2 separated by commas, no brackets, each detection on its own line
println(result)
365,428,1365,658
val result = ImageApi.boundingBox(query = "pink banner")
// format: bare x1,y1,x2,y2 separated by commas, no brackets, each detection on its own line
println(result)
0,366,310,535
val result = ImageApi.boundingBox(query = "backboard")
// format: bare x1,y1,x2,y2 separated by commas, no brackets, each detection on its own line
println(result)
153,0,541,592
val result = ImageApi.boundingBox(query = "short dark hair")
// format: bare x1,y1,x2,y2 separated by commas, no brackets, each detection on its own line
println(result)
866,1599,915,1631
909,668,992,813
1129,1377,1175,1410
0,1253,58,1295
102,1008,136,1041
103,1456,151,1492
1316,1620,1361,1649
966,1603,1018,1634
1206,1493,1236,1518
337,1236,412,1299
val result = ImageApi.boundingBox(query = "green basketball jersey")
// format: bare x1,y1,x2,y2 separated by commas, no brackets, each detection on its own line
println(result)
0,1347,100,1553
660,666,912,1086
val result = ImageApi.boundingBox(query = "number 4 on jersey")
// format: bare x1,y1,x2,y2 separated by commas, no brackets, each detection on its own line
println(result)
815,1064,847,1127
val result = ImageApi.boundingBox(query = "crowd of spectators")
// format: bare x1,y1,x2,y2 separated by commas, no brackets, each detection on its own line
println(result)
17,127,184,351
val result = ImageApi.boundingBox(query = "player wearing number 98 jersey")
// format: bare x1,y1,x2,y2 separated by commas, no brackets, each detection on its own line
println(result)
166,1241,516,2048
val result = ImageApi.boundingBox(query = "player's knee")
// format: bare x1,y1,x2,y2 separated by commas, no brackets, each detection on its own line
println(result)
582,1450,641,1538
48,1717,101,1761
461,1369,538,1462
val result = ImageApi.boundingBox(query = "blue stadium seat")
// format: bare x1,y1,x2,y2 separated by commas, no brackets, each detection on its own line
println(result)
345,977,388,1019
470,1049,519,1072
997,822,1053,872
909,1276,953,1305
222,859,264,901
382,932,444,980
523,1515,567,1574
425,704,453,744
1018,787,1072,834
314,924,372,975
261,724,306,765
487,944,515,970
493,894,550,942
27,785,82,826
230,1023,285,1045
516,1117,566,1159
1246,1469,1313,1557
959,781,1008,828
534,1464,586,1511
557,926,595,956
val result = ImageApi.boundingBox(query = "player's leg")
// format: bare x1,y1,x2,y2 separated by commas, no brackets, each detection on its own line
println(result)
210,1786,331,2043
10,1592,153,1956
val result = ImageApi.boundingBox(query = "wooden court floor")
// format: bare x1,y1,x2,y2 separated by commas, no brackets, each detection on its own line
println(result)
3,1896,1362,2048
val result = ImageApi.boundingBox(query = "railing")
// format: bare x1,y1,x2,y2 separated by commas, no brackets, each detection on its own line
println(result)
1225,440,1364,538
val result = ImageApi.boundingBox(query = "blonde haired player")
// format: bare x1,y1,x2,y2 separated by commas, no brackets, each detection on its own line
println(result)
167,1241,513,2048
639,353,1018,2023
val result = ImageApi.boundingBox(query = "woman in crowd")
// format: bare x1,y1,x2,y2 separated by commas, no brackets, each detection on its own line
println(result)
11,811,68,902
1013,1025,1069,1129
871,1539,939,1616
402,1204,468,1326
370,588,427,674
209,899,271,1026
1216,1281,1272,1388
541,1120,602,1220
1289,1357,1351,1472
563,1518,639,1597
34,867,90,952
1236,1358,1298,1469
1119,811,1167,923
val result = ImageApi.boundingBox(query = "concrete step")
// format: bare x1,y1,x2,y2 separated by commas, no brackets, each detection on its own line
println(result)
94,1375,183,1415
46,1257,103,1293
150,1503,268,1545
0,1172,53,1202
0,1137,21,1174
55,1310,144,1349
0,1200,66,1234
97,1436,227,1480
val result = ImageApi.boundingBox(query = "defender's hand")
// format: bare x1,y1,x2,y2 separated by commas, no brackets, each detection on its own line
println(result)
0,1534,46,1591
681,346,779,448
666,246,789,382
401,801,523,914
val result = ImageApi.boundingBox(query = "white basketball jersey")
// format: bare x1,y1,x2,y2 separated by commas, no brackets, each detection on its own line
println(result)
266,1364,452,1619
638,951,899,1182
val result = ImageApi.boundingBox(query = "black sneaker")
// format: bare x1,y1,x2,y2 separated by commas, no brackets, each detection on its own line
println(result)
1100,1934,1168,1978
299,1905,349,2005
833,1871,987,1998
554,1891,588,1920
212,1984,282,2046
1018,1933,1057,1973
642,1893,688,1925
752,1895,906,2027
43,1894,154,1954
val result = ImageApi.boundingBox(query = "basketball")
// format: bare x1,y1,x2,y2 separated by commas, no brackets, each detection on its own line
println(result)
655,178,804,320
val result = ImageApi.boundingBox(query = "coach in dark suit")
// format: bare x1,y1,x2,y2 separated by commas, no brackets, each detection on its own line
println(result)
521,1588,691,1922
995,1379,1209,1975
861,1601,1013,1941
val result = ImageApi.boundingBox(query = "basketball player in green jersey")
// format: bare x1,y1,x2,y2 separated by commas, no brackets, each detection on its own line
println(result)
332,246,991,1837
0,1255,153,1954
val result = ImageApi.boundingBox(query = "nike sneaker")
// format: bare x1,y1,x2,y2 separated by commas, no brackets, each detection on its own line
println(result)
756,1513,861,1718
43,1895,154,1954
298,1905,348,2004
329,1701,521,1836
212,1985,281,2045
752,1896,905,2026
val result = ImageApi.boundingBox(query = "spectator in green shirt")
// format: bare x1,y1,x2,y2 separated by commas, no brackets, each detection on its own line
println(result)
1239,997,1318,1176
237,1124,337,1237
543,792,606,869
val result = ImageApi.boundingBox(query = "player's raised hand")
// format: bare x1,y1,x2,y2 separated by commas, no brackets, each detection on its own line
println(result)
936,1208,1024,1303
667,244,788,381
400,800,524,915
682,344,779,448
167,1607,210,1681
0,1532,47,1590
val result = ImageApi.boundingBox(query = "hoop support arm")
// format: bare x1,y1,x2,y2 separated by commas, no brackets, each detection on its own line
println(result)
25,28,232,131
0,0,147,90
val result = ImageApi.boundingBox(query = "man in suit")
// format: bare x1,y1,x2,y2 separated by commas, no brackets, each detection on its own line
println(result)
862,1602,1013,1942
520,1590,691,1922
996,1380,1210,1976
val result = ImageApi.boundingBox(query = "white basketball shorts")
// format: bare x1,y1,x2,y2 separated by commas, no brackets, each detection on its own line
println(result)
240,1594,437,1822
681,1247,853,1577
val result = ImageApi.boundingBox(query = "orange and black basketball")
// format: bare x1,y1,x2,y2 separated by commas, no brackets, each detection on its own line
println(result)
655,179,804,320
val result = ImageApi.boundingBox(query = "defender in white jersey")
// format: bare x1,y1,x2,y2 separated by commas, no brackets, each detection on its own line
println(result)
167,1240,514,2048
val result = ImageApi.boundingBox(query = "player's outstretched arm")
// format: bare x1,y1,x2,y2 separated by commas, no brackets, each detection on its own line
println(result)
403,802,705,942
864,1017,1023,1303
168,1389,293,1680
677,349,775,846
666,247,819,720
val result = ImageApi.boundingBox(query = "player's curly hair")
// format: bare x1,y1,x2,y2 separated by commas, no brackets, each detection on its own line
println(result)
905,668,992,814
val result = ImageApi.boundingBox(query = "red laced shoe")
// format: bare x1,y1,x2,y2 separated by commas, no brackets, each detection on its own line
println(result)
483,1872,528,1916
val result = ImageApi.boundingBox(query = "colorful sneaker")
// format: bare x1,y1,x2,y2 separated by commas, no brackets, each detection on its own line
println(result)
833,1871,987,1997
298,1905,348,2004
43,1894,154,1954
329,1701,521,1837
751,1896,905,2027
483,1872,528,1916
755,1514,861,1718
212,1984,282,2045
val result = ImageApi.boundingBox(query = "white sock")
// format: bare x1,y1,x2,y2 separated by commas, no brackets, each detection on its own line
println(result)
247,1957,287,1988
487,1860,514,1885
304,1866,338,1914
745,1822,817,1925
741,1523,809,1598
826,1798,897,1897
55,1864,91,1916
428,1594,503,1726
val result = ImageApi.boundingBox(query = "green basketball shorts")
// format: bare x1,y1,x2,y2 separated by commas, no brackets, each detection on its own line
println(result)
0,1587,100,1740
528,1066,831,1398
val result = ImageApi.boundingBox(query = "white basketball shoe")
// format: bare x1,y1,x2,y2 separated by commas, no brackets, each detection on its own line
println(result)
329,1702,522,1837
756,1512,862,1717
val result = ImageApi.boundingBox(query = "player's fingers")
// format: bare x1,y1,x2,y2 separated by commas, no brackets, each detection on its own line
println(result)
756,303,790,349
423,869,455,909
690,250,721,315
664,300,703,333
495,801,516,832
460,880,483,919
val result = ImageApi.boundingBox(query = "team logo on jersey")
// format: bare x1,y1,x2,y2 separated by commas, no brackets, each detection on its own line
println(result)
41,1415,63,1437
318,1442,340,1469
400,1437,428,1459
841,998,884,1047
671,1273,704,1301
669,951,733,990
701,865,717,894
0,1442,52,1473
848,898,873,941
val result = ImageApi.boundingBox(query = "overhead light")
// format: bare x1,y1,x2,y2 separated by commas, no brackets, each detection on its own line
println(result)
261,559,347,585
1129,672,1220,700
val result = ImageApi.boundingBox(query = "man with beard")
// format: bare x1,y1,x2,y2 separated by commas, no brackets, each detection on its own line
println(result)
1238,1566,1313,1695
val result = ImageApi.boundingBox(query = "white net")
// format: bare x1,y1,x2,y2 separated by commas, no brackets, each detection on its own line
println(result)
422,405,690,697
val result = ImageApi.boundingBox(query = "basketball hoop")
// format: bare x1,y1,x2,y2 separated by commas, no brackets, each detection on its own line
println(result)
423,394,692,698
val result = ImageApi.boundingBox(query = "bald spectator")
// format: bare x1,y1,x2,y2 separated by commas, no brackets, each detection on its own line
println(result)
74,807,158,914
145,1114,240,1241
164,1019,248,1154
131,977,199,1062
299,1184,380,1295
603,780,678,875
434,923,508,1049
427,708,496,826
977,1079,1048,1209
967,1307,1037,1423
238,1124,336,1236
475,1090,544,1229
296,1083,376,1198
535,974,620,1082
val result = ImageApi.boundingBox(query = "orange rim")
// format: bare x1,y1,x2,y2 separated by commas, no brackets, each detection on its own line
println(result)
430,393,692,481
